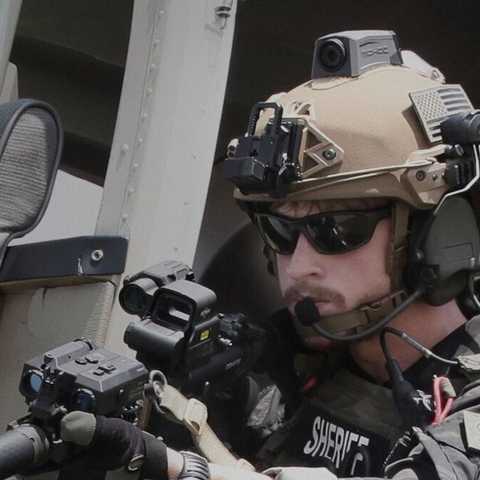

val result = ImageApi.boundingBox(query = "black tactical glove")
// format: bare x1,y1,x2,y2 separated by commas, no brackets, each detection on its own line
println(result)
60,411,168,479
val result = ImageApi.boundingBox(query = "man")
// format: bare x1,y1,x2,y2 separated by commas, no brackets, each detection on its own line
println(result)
61,31,480,479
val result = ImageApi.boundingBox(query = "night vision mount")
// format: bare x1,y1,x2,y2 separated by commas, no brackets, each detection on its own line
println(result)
224,102,302,197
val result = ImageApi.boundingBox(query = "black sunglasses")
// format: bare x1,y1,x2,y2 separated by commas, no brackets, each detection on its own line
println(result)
252,207,390,255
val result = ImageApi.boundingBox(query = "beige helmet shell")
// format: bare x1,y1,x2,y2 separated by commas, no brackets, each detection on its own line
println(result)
234,64,452,209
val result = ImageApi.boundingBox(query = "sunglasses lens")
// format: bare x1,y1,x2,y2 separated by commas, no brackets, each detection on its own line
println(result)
305,213,376,253
256,215,298,254
254,208,388,255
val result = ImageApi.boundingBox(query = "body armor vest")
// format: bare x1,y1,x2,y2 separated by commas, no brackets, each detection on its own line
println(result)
257,369,403,476
255,315,480,477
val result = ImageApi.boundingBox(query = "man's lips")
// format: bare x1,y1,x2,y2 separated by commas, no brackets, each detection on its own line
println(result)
289,291,333,302
289,299,337,317
284,283,344,311
313,300,339,315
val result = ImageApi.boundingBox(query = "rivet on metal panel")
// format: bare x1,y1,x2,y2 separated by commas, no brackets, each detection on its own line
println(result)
322,148,337,161
91,250,104,262
121,144,129,153
416,170,426,182
121,2,166,229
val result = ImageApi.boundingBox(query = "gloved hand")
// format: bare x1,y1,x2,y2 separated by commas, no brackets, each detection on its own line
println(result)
60,411,167,477
262,466,338,480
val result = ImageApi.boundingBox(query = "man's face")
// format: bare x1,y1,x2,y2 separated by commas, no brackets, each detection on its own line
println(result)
274,201,392,347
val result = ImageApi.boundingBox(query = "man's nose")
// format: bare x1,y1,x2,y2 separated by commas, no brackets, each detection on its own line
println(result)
285,233,327,280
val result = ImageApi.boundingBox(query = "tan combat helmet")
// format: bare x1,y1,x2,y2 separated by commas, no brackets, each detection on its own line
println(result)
225,31,480,341
230,33,469,209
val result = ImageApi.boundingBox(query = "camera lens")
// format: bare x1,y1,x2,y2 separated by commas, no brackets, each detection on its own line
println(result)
119,278,157,316
21,369,44,398
72,388,96,412
318,39,347,71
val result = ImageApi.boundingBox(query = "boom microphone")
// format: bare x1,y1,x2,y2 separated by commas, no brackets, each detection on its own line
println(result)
295,297,321,326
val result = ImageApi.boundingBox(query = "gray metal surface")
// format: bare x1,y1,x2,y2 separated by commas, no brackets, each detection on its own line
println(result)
0,63,18,103
0,0,22,97
97,0,238,355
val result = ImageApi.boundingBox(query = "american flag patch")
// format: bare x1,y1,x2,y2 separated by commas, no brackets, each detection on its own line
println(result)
409,85,473,143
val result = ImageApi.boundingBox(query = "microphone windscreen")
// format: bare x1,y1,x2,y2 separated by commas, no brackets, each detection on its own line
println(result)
295,297,321,326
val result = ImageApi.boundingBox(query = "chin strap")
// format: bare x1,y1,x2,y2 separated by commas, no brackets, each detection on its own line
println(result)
294,290,407,338
390,201,411,290
296,288,425,343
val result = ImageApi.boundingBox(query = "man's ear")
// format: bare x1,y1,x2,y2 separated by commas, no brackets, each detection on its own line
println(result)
263,245,277,276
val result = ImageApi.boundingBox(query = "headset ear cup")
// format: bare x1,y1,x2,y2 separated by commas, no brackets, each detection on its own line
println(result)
406,197,480,305
263,245,277,276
